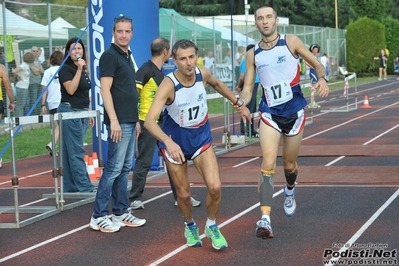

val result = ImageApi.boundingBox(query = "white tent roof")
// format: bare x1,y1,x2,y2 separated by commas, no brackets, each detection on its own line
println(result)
205,22,255,47
0,3,67,39
49,17,77,29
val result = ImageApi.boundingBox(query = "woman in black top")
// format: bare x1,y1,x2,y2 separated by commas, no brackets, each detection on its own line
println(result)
58,37,95,193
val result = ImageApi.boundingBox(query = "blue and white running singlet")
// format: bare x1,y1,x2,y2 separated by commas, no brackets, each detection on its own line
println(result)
255,34,307,117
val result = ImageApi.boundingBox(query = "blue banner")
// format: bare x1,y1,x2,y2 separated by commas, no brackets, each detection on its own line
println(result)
88,0,159,164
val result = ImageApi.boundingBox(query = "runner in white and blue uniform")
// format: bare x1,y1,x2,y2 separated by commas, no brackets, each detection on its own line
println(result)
144,39,251,250
160,68,212,161
238,5,329,240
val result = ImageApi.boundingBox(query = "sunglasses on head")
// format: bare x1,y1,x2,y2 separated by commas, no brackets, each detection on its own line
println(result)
114,15,132,22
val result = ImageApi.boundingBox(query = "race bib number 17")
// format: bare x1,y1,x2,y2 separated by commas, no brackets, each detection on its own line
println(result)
263,80,293,107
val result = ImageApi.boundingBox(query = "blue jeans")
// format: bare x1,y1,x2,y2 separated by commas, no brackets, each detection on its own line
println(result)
58,103,94,193
93,123,136,217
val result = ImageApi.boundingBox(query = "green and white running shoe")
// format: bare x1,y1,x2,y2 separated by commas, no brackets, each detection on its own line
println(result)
204,224,228,250
184,224,203,247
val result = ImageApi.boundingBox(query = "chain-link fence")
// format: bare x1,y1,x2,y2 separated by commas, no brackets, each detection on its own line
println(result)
1,1,85,118
1,1,346,120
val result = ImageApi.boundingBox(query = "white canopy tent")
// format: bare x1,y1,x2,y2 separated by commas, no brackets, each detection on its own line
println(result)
0,3,67,39
205,22,255,47
49,17,77,30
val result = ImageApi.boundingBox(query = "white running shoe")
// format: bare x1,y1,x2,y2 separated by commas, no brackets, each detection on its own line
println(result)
255,218,274,239
174,197,201,207
90,216,120,233
284,185,296,217
112,209,146,227
130,200,145,209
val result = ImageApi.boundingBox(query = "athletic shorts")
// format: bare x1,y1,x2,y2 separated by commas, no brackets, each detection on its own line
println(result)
160,142,212,165
309,69,318,84
260,109,306,136
49,108,57,115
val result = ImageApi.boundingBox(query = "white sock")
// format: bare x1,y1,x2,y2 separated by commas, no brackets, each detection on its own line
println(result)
261,215,270,221
206,218,216,228
285,185,294,195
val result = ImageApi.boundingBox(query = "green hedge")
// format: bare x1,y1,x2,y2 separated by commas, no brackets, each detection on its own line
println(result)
346,17,385,77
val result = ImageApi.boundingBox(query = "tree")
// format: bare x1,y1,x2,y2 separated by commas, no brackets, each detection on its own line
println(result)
349,0,391,21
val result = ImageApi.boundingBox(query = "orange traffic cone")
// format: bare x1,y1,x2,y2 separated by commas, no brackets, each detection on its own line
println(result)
92,152,101,180
361,95,371,108
87,157,97,181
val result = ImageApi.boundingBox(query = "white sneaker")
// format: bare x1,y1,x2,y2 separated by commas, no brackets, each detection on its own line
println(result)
174,197,201,207
130,200,144,209
89,216,120,233
284,185,296,217
378,78,382,81
0,158,2,168
191,197,201,207
112,209,146,227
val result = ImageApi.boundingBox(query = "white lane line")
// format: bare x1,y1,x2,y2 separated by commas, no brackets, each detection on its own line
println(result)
0,191,172,264
148,189,284,266
325,156,345,166
303,101,399,141
0,224,89,263
325,123,399,166
362,124,399,145
233,157,260,167
0,170,52,186
325,188,399,266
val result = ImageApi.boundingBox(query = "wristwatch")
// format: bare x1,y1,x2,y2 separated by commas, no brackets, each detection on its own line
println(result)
320,75,329,82
235,98,244,107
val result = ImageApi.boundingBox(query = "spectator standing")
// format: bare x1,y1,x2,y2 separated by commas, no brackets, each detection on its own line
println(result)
307,44,321,108
223,49,232,65
129,37,200,209
12,52,34,117
41,50,63,156
29,46,44,115
0,63,15,122
320,53,330,77
197,49,205,67
235,44,260,137
58,37,95,193
234,46,245,85
374,49,388,81
90,15,146,233
238,5,329,240
0,62,15,167
144,39,250,249
203,50,215,73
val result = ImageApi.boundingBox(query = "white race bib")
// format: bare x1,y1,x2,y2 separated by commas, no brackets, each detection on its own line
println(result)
263,80,293,107
178,102,207,127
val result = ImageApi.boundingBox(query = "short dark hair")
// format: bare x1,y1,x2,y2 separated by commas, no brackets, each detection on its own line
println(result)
254,6,278,20
63,37,86,67
113,15,133,31
172,39,198,58
23,52,35,64
49,50,63,66
151,37,170,56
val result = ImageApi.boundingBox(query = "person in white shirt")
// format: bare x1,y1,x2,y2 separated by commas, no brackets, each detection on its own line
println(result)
320,53,330,77
41,50,63,156
12,52,35,117
203,50,215,73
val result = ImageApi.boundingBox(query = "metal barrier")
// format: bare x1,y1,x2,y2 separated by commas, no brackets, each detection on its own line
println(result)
0,110,102,228
321,73,358,113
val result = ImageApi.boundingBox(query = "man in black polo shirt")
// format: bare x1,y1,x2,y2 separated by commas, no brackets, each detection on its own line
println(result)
90,15,146,233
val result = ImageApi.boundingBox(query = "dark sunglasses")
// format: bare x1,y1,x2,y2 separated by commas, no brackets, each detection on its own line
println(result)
114,15,132,22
